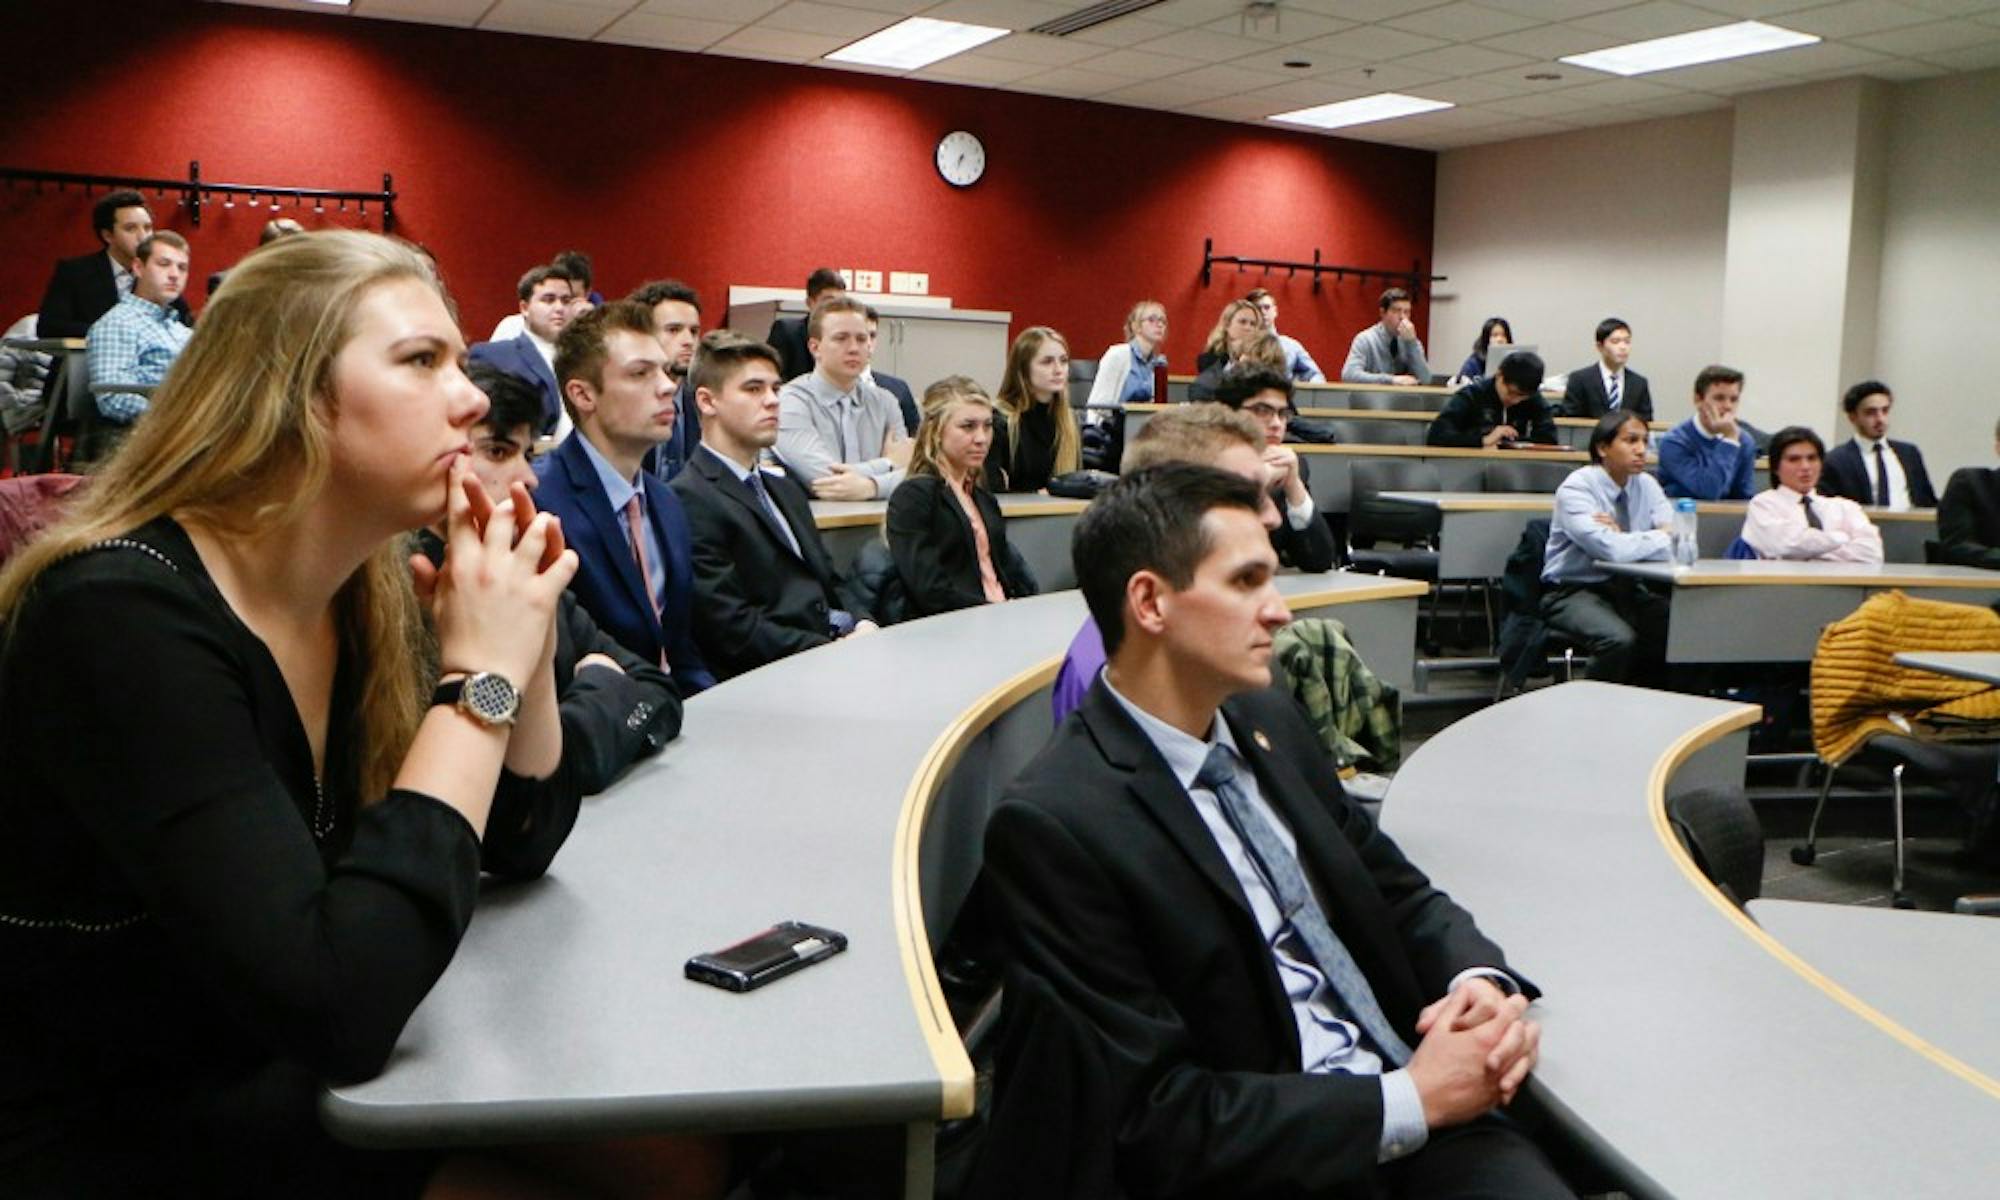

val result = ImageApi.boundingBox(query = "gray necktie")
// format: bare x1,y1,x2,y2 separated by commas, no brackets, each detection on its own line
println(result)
1613,488,1631,532
1803,494,1822,530
839,393,863,463
1194,743,1413,1066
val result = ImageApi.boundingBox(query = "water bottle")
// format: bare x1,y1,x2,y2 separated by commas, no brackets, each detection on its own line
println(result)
1672,498,1699,567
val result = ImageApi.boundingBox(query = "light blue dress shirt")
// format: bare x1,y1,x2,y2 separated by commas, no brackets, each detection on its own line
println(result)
575,431,667,611
1541,464,1674,585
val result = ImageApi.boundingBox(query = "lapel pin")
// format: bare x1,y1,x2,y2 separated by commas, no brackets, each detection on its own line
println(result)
1253,730,1272,751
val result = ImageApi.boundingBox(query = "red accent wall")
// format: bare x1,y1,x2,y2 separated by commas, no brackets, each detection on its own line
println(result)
3,0,1434,370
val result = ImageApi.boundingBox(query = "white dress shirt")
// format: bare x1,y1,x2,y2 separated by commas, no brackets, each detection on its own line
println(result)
1741,487,1884,563
1851,434,1911,510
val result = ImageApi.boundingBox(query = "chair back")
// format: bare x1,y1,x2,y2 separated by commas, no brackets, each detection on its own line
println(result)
1350,459,1442,546
1667,787,1764,908
1924,538,1944,565
1725,536,1758,560
1481,459,1571,493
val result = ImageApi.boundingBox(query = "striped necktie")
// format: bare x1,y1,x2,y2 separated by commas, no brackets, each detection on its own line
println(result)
1607,372,1621,411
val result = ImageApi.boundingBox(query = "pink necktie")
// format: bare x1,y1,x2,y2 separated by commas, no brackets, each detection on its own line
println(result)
623,494,670,669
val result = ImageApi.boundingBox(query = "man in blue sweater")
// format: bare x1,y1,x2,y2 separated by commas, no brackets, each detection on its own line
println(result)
1658,365,1755,500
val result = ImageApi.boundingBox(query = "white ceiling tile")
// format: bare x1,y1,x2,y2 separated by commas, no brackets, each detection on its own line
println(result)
1902,0,2000,14
1688,0,1831,15
1749,38,1891,73
1552,102,1655,126
1099,75,1235,105
1574,1,1734,39
1418,74,1536,102
480,0,625,37
1620,90,1733,113
597,11,744,46
1237,77,1371,105
911,50,1049,80
352,0,491,26
1459,116,1584,140
1171,61,1290,92
1477,24,1622,57
1135,25,1274,59
973,32,1103,64
1229,44,1368,71
1917,37,2000,64
1477,0,1632,16
1850,15,2000,50
1319,60,1452,88
1772,0,1940,37
1392,42,1536,75
762,2,905,37
1009,64,1133,94
1286,0,1445,20
921,0,1075,28
707,23,848,58
1647,58,1790,89
1294,24,1450,61
1486,89,1617,116
1184,90,1304,118
1144,0,1253,27
1975,5,2000,23
1471,59,1597,88
1555,75,1686,102
1062,15,1180,44
638,0,784,17
1086,46,1209,74
1203,9,1358,43
1856,55,1952,74
1383,1,1543,40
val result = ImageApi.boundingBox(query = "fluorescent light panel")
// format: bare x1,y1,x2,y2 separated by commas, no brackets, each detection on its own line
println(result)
1269,93,1453,130
1561,20,1818,77
301,0,352,6
826,17,1009,70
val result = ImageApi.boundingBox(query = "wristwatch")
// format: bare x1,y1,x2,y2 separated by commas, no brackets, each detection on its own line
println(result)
432,672,521,727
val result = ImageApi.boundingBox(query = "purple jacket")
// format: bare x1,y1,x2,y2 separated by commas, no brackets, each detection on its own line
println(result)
1050,618,1106,726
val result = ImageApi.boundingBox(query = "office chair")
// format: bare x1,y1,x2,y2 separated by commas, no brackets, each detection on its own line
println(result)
1792,735,1999,909
1668,786,1764,910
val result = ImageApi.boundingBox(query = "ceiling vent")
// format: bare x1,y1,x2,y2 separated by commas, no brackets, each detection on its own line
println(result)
1030,0,1172,37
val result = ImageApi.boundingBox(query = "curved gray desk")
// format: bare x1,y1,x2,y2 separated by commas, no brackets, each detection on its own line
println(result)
321,571,1426,1193
1383,682,2000,1197
1599,559,2000,663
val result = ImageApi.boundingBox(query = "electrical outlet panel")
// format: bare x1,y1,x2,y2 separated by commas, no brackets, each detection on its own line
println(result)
852,269,883,292
890,272,930,296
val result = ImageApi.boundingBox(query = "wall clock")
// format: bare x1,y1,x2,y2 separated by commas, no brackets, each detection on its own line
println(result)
935,130,985,188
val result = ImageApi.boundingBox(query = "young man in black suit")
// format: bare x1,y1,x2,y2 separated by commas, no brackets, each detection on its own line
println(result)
975,464,1563,1199
37,189,193,338
1938,418,2000,570
1561,318,1651,420
671,332,876,679
1818,380,1936,509
766,266,845,383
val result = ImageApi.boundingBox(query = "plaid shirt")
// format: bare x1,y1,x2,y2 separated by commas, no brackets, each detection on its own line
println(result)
86,293,191,424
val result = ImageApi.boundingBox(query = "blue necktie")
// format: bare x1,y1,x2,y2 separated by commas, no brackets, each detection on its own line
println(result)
1194,744,1413,1066
1607,372,1621,411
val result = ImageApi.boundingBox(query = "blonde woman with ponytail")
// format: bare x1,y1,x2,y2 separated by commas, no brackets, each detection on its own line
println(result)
888,376,1039,618
0,232,721,1197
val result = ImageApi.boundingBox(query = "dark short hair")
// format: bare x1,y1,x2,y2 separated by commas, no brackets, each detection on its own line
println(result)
690,330,782,402
135,230,188,261
805,267,845,301
517,264,574,302
1378,287,1411,311
466,361,544,438
1473,316,1511,357
1214,364,1293,410
627,278,701,312
1594,317,1630,345
92,189,147,235
807,295,870,341
1693,365,1744,397
1842,379,1892,415
1588,411,1649,464
1244,287,1273,304
1073,464,1267,657
552,250,593,289
1767,425,1826,487
554,299,657,395
1496,350,1544,394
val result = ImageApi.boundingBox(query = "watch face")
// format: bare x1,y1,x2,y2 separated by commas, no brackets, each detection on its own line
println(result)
936,131,985,188
463,671,521,725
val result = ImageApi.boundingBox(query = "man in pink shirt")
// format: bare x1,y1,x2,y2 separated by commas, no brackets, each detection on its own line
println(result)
1741,426,1883,563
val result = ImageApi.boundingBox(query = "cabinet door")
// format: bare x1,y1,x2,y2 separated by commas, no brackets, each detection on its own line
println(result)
884,316,1009,397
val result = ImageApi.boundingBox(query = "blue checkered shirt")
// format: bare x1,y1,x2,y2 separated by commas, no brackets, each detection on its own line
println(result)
86,293,191,424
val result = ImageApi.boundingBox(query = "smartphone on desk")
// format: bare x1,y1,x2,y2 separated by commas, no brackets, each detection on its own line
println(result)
686,921,848,992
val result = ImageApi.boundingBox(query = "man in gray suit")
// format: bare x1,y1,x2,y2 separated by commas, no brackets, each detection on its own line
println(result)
1341,287,1431,385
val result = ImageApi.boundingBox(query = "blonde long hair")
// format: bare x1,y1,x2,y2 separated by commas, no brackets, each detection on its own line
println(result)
0,230,434,803
910,375,994,485
1202,298,1264,360
992,326,1080,481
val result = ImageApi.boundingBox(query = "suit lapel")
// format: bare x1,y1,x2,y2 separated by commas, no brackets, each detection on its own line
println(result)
558,439,656,623
766,468,838,587
704,452,802,560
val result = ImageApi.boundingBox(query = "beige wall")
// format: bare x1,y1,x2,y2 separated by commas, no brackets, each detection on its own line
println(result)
1434,68,2000,480
1431,109,1734,415
1872,69,2000,481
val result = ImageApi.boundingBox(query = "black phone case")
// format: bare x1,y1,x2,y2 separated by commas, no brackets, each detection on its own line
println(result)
685,921,847,992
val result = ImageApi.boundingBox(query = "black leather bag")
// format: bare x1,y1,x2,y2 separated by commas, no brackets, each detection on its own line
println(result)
1045,470,1119,499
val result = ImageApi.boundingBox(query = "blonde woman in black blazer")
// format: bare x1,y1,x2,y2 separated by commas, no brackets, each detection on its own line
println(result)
888,376,1039,617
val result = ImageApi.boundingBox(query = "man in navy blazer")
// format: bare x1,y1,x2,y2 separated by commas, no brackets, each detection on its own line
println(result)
533,300,713,696
1819,380,1936,509
38,190,192,338
631,278,706,482
469,264,575,436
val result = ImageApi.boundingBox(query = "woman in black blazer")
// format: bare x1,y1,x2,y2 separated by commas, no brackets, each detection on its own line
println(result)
889,376,1039,618
989,325,1081,493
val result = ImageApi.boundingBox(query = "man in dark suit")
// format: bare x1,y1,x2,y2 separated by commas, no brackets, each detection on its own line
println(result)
532,301,713,697
976,464,1562,1199
37,190,192,338
1819,380,1936,509
1938,423,2000,570
469,264,575,435
766,266,845,383
631,278,706,482
671,332,877,680
1561,317,1651,420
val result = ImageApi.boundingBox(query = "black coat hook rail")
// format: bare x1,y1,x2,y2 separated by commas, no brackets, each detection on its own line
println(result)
1200,237,1444,298
1,161,398,233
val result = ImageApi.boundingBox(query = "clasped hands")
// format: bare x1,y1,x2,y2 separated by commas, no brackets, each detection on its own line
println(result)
812,430,915,500
1407,976,1540,1130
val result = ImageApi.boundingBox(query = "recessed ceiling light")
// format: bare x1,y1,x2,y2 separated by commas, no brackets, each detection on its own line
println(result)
1524,71,1561,81
1561,20,1818,77
826,17,1009,70
301,0,352,6
1283,59,1312,69
1269,92,1453,130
